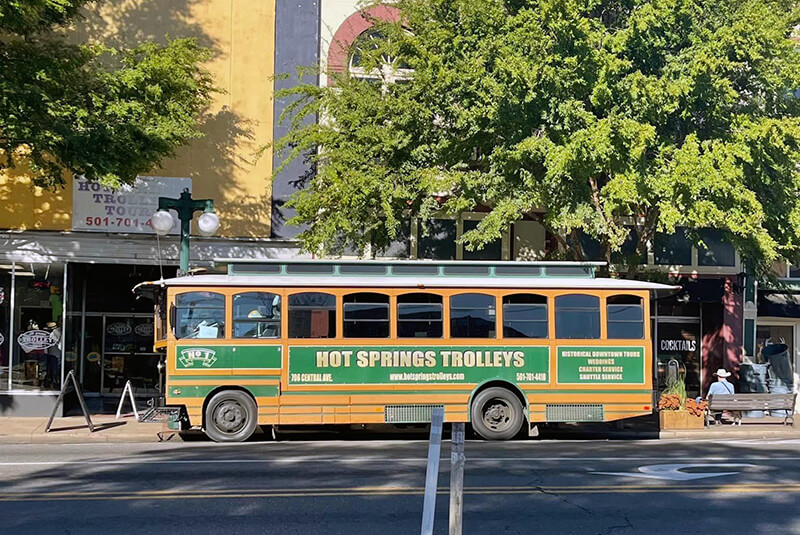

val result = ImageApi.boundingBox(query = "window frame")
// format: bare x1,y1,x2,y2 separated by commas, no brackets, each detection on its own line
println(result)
287,291,337,339
343,292,391,339
554,293,601,340
232,291,282,339
172,290,227,340
449,293,497,339
396,292,444,339
502,293,549,339
606,294,645,340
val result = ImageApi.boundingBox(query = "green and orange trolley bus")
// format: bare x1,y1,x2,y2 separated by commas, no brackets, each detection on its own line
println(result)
134,260,677,441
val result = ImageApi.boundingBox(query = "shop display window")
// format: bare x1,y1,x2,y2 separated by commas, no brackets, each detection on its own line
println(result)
7,262,66,391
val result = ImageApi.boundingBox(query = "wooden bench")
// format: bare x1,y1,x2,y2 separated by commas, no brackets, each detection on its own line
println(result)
707,393,797,426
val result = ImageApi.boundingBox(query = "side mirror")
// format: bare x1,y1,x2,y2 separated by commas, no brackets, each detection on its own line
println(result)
169,304,176,337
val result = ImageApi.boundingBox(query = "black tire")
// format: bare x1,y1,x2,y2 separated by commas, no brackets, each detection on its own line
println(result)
471,387,525,440
204,390,259,443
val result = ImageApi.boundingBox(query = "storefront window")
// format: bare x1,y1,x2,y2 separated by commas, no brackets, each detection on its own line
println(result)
654,228,692,266
755,325,794,366
418,219,457,260
697,229,736,267
462,220,502,261
655,321,702,399
0,267,11,391
10,262,66,391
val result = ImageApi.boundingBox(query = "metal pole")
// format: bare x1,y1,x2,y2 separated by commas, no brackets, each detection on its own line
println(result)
8,261,15,391
421,407,444,535
449,422,465,535
179,215,191,275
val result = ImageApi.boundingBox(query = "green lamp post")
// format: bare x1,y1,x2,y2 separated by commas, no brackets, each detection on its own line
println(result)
151,188,220,275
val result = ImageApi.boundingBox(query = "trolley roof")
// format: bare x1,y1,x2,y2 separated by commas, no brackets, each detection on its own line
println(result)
133,260,680,294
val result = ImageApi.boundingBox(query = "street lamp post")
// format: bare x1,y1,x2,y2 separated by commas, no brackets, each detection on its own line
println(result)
151,188,220,275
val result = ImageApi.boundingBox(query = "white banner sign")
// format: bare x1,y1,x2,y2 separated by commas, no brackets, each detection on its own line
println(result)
73,176,192,234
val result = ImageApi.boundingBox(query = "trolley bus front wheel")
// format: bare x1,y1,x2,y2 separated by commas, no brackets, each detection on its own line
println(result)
471,387,524,440
204,390,258,443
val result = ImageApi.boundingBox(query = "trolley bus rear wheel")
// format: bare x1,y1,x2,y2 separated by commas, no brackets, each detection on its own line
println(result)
204,390,258,443
471,387,524,440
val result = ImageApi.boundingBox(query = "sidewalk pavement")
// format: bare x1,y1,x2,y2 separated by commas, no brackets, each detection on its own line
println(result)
0,415,173,444
1,416,799,444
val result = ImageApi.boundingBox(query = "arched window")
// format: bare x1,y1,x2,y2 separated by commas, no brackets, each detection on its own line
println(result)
288,292,336,338
233,292,281,339
450,294,496,338
343,292,390,338
348,29,412,84
607,295,644,339
326,5,406,86
503,294,548,339
397,293,443,338
555,294,600,339
174,292,225,339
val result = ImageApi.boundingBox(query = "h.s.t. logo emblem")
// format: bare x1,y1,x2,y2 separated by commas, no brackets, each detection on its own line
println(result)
179,348,218,368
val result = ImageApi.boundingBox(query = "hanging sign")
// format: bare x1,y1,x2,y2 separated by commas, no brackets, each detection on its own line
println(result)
18,330,57,352
72,175,191,234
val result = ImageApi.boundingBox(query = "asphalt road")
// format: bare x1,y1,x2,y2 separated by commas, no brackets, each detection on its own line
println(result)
1,432,799,534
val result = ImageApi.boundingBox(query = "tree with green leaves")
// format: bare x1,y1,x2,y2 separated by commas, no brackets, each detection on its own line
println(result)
0,0,214,189
273,0,800,276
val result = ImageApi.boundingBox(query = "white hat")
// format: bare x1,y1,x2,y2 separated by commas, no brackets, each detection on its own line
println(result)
714,368,731,378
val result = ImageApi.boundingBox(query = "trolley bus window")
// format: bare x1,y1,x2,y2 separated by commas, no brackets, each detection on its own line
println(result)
288,292,336,338
397,293,443,338
607,295,644,339
174,292,226,339
555,294,600,339
503,294,548,338
233,292,281,338
344,292,390,338
450,294,496,338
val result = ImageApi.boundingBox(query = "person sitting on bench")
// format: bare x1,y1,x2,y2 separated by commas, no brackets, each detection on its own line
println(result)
707,368,736,423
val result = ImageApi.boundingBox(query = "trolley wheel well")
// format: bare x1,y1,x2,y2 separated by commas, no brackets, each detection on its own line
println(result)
201,386,257,430
469,381,528,423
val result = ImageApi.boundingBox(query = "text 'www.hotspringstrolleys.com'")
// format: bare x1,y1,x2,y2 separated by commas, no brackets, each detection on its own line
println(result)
389,372,466,382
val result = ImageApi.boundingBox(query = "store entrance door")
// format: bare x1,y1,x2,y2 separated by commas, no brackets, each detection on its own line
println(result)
655,318,703,400
78,313,161,401
100,314,161,397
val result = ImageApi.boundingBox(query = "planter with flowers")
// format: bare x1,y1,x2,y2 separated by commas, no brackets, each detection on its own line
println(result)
658,377,708,429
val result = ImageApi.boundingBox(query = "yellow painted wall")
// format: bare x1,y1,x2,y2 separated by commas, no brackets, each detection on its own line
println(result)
0,0,275,238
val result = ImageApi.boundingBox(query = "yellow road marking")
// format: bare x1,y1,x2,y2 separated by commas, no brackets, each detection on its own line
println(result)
2,483,800,501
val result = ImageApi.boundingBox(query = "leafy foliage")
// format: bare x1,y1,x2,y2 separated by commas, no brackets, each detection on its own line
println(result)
273,0,800,273
0,0,214,188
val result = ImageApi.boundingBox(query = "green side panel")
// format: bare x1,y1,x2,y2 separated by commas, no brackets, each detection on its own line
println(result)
288,346,549,386
556,346,645,385
169,384,279,398
230,345,281,369
175,345,281,370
